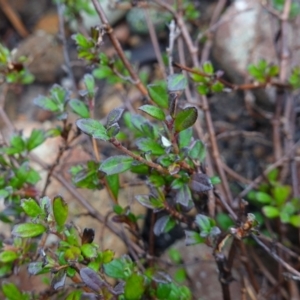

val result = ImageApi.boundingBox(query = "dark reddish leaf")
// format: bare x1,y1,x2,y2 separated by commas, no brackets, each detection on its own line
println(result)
81,228,95,244
189,173,213,193
80,267,104,292
51,270,66,290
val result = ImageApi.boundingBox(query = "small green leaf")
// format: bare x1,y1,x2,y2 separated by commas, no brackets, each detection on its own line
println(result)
106,107,125,127
136,138,165,155
102,249,114,264
0,251,18,263
156,283,172,299
178,128,193,148
168,248,181,263
289,215,300,227
21,198,43,218
195,214,213,233
12,223,46,238
26,129,45,151
149,174,165,187
211,81,224,93
46,127,62,137
10,135,26,154
191,68,206,83
76,118,108,140
174,107,198,132
103,258,127,279
189,140,206,161
262,206,279,218
50,84,68,105
267,169,279,181
255,192,273,204
67,267,76,277
135,195,164,211
125,273,145,300
72,33,90,47
66,290,83,300
52,269,67,290
2,282,22,300
202,61,214,75
197,84,209,95
93,66,113,79
106,174,119,200
33,95,59,112
28,262,48,275
154,216,176,236
99,155,133,175
53,196,68,227
167,74,188,91
64,246,81,261
216,213,234,230
185,230,205,246
273,185,291,206
69,99,90,118
0,189,9,199
107,123,120,137
268,65,279,77
84,74,95,96
26,168,41,185
81,244,98,259
147,83,168,109
138,105,165,121
289,67,300,89
174,268,186,282
209,176,222,185
175,185,192,207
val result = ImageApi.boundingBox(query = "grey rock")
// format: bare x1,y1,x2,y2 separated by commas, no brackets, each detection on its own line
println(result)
14,32,64,83
212,0,300,84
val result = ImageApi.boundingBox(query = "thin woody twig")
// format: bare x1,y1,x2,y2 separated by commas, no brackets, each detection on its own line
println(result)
0,0,29,38
221,162,251,185
215,191,300,279
90,0,148,97
272,0,291,167
200,0,227,65
30,153,145,256
177,36,193,101
167,20,179,75
109,137,179,177
173,61,291,91
156,0,234,205
202,94,233,204
57,3,77,94
144,8,166,78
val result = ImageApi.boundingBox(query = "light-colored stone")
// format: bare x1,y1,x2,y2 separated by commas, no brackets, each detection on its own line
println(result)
213,0,300,83
14,32,64,82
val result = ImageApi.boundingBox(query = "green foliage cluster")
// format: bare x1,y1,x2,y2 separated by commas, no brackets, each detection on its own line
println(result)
0,195,191,299
1,0,300,298
248,169,300,227
0,44,34,84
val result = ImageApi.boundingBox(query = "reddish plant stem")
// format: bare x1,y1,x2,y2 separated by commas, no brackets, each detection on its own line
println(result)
215,191,300,279
90,0,148,97
201,94,233,203
41,124,78,197
144,8,166,78
173,62,291,91
156,0,233,204
109,137,179,177
274,0,291,172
